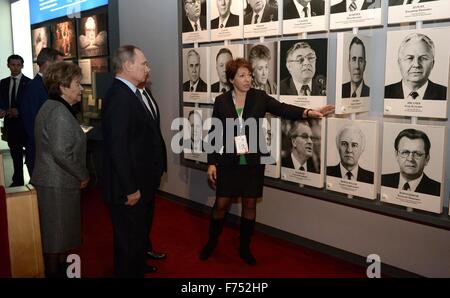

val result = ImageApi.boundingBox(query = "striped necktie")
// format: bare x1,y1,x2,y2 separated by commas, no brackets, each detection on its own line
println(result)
349,0,357,11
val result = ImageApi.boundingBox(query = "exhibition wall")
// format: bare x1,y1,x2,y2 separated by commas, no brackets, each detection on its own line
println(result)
122,0,450,277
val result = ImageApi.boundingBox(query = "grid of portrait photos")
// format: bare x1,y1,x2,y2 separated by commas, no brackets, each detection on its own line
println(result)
179,0,450,214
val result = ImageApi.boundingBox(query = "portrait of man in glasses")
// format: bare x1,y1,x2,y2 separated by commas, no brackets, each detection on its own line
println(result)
280,41,326,96
182,0,207,32
381,128,440,196
281,120,319,173
327,124,373,183
384,33,447,101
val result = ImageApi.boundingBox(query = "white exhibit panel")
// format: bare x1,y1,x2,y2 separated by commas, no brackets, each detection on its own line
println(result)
244,41,278,97
381,122,446,214
326,118,378,200
210,0,243,41
335,32,372,114
243,0,280,38
279,38,328,110
11,0,33,78
210,43,244,101
182,46,211,103
281,118,325,188
183,106,213,163
329,0,382,30
263,115,281,178
282,0,329,35
388,0,450,25
384,27,450,119
182,0,210,44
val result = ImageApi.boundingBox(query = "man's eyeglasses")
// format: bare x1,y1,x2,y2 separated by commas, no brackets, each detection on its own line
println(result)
288,55,317,65
397,150,426,159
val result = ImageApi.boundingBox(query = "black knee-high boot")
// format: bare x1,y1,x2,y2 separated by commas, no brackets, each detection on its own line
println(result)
199,217,224,260
239,218,256,265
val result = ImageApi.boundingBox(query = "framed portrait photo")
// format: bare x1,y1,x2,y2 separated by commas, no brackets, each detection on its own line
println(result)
381,122,446,214
51,20,77,59
326,118,378,200
283,0,329,35
384,27,450,119
78,13,109,58
31,26,50,62
243,0,280,38
335,32,372,114
182,0,210,44
182,46,210,103
210,0,243,41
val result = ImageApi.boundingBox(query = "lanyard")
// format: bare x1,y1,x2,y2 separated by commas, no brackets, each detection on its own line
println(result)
232,91,245,135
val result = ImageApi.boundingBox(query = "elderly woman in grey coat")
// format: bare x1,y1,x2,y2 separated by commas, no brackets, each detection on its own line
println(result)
32,62,89,278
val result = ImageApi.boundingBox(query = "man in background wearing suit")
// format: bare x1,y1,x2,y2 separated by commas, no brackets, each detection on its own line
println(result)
183,49,207,92
342,36,370,98
20,48,63,177
327,125,374,184
281,120,318,173
244,0,278,25
211,48,233,93
385,33,447,100
331,0,380,13
103,45,167,277
381,129,440,196
182,0,206,32
284,0,325,19
280,42,325,96
211,0,240,29
389,0,437,6
0,55,31,186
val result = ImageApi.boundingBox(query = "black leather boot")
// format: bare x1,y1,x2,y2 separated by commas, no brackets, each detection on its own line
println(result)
199,217,224,260
239,218,256,265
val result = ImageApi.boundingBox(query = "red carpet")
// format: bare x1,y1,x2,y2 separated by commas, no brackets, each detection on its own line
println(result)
75,187,367,278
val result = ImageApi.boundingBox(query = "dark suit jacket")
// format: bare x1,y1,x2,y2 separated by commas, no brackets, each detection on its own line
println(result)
281,155,319,173
384,80,447,100
244,4,278,25
279,76,325,96
103,79,167,205
342,81,370,98
327,164,374,184
331,0,380,13
20,74,48,172
381,172,440,196
183,78,207,92
208,88,305,166
182,15,207,32
211,81,230,93
0,74,31,143
211,13,240,29
389,0,436,6
283,0,325,19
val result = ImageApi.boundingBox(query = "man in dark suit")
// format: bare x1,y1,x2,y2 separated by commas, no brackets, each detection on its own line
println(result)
280,41,326,96
331,0,380,13
20,48,63,177
244,0,278,25
211,48,233,93
327,125,374,184
182,49,207,92
381,128,440,196
182,0,206,32
342,36,370,98
103,45,167,277
283,0,325,19
211,0,240,29
281,120,319,173
389,0,437,6
385,33,447,100
0,55,31,186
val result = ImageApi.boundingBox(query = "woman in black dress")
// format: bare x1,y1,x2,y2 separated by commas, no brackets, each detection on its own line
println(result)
200,58,334,265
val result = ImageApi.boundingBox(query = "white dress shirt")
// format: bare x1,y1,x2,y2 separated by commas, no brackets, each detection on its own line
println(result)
293,0,311,18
